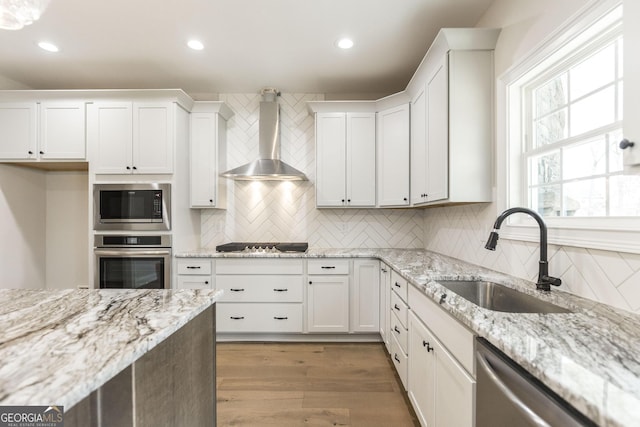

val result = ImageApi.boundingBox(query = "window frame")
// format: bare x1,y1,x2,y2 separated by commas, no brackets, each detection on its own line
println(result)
496,0,640,254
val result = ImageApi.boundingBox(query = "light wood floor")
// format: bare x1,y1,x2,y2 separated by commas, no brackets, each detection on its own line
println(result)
216,342,420,427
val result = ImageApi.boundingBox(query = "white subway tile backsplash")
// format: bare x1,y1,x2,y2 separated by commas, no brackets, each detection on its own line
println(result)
424,204,640,313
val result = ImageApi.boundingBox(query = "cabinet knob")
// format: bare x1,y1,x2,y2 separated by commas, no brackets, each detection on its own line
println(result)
209,199,213,203
204,281,209,285
423,341,434,352
403,197,408,202
39,151,44,155
341,199,345,203
126,166,131,170
620,139,635,149
309,281,313,285
28,151,33,155
347,199,351,203
132,166,137,170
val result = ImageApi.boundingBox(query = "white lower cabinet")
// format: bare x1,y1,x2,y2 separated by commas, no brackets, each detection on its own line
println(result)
307,259,350,333
216,259,304,334
175,259,213,289
351,259,380,332
408,287,476,427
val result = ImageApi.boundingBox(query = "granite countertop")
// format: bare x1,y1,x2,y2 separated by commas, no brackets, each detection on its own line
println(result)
0,288,223,409
177,248,640,426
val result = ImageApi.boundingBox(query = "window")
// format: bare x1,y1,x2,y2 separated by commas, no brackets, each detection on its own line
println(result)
501,1,640,253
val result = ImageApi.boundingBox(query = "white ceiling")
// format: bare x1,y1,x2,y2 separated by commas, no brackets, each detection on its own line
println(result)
0,0,495,98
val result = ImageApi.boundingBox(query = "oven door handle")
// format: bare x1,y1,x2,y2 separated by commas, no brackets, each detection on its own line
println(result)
94,249,172,257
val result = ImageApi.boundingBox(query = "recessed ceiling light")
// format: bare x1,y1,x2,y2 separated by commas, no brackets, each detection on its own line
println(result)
336,38,354,49
38,41,59,52
187,39,204,50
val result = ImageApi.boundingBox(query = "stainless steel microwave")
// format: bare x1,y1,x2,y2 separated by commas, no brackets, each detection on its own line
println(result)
93,183,171,231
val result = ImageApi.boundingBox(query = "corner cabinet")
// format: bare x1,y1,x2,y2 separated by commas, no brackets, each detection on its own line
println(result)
0,101,86,161
189,102,233,208
88,101,176,174
377,104,410,207
409,28,499,206
314,111,376,207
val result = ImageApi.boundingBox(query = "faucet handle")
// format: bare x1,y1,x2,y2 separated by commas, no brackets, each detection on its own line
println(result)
540,275,562,287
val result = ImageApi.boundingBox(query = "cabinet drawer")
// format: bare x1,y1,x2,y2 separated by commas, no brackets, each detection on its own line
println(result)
176,276,212,290
216,259,303,275
177,259,212,275
391,290,408,329
408,285,475,376
390,270,408,302
390,333,408,390
390,310,408,354
216,275,303,302
217,303,303,333
308,259,350,275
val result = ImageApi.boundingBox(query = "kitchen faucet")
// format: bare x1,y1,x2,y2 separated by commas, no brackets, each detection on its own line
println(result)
485,207,562,292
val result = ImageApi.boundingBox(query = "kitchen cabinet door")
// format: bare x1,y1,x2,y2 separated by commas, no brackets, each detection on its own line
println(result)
425,56,449,203
346,112,376,207
351,259,379,332
39,102,86,160
623,0,640,168
315,112,375,207
0,103,36,160
408,311,475,427
410,87,428,205
133,102,174,174
90,101,174,174
307,275,349,333
89,102,134,174
190,111,227,208
316,113,347,206
408,311,436,427
377,104,410,206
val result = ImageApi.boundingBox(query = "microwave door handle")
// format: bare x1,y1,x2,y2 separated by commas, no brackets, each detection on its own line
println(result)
94,249,171,257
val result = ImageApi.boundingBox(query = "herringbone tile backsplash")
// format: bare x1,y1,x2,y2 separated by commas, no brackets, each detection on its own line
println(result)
200,92,639,314
200,93,425,249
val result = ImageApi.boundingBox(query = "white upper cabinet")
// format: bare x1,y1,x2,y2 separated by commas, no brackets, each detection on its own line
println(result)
408,28,499,206
315,111,376,207
0,101,85,161
377,104,410,207
624,1,640,168
190,102,232,209
89,101,175,174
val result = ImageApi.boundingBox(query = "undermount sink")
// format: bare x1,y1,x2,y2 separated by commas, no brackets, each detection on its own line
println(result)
437,280,572,314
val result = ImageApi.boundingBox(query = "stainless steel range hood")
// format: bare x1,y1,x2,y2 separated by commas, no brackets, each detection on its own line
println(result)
221,88,308,181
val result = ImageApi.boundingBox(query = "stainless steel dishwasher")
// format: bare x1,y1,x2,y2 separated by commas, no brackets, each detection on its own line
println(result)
476,338,597,427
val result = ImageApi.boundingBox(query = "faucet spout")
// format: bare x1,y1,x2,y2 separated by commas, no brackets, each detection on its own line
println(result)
486,207,561,292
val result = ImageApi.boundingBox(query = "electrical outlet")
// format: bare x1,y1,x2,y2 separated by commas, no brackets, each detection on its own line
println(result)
340,222,349,233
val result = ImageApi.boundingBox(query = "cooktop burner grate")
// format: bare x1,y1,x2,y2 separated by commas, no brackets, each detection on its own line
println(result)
215,242,308,253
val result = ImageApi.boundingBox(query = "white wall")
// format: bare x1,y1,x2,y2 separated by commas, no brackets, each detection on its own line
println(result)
0,165,47,289
200,93,425,249
424,0,640,314
45,172,89,289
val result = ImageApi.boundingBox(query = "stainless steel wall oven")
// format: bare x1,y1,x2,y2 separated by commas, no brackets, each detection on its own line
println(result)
94,234,171,289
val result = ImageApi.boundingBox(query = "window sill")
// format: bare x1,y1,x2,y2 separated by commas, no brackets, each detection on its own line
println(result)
499,218,640,254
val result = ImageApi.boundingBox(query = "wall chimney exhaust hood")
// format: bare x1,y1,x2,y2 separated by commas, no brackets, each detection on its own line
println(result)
221,88,308,181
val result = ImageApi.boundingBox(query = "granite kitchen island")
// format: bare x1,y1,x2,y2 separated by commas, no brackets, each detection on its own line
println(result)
0,288,222,426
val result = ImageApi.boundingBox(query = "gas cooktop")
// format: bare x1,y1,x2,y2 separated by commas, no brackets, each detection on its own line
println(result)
215,242,309,253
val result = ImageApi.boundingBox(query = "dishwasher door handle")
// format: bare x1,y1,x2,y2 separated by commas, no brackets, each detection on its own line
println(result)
476,351,551,427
